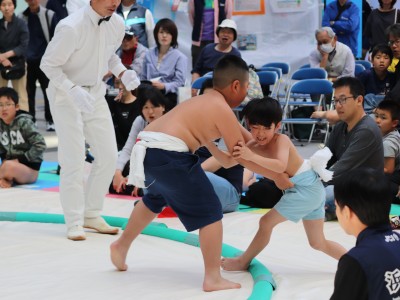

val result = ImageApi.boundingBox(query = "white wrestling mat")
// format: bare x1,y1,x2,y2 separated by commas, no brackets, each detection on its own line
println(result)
0,188,355,300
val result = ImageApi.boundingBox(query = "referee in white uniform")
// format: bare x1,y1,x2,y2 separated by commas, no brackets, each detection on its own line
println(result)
41,0,139,241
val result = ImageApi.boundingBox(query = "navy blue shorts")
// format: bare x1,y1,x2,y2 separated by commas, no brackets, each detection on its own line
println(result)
142,148,223,232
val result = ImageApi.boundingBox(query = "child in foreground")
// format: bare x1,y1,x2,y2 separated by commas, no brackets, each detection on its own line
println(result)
331,168,400,299
219,97,347,272
0,87,46,188
110,55,249,292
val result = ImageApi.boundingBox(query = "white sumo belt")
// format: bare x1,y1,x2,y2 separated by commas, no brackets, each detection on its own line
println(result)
128,131,189,188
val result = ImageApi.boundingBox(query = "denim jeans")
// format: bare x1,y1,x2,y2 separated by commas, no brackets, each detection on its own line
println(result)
205,172,240,213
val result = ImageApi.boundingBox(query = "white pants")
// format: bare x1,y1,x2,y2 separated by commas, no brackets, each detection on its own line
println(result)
47,84,117,228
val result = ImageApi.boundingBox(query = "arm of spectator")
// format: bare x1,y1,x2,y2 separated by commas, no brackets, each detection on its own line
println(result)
384,157,396,174
331,6,360,34
13,18,29,58
112,169,127,193
19,119,46,164
191,72,201,97
311,110,340,124
188,0,194,26
309,50,327,69
140,52,150,81
225,0,233,18
145,10,156,48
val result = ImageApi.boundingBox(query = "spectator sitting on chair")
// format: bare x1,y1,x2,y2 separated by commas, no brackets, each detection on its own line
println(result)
111,85,167,196
191,18,241,96
309,27,355,82
323,77,384,221
322,0,360,57
312,43,397,122
140,18,187,112
0,87,46,188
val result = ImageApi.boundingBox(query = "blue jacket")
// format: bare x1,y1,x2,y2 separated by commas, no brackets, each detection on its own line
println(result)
322,0,360,56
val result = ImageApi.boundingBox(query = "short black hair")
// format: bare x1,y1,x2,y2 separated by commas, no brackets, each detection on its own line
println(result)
213,55,249,90
199,78,214,95
242,97,282,127
0,87,19,104
154,18,178,49
376,99,400,121
0,0,16,8
333,76,365,98
371,43,393,61
136,84,167,117
386,23,400,39
379,0,397,9
334,168,391,227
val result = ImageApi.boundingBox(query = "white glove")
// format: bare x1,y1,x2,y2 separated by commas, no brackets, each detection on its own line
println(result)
309,147,334,182
68,86,96,114
121,70,140,91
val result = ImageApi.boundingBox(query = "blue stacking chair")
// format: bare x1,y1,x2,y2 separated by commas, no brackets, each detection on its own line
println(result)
299,63,311,69
284,68,328,105
192,76,211,90
356,60,372,70
256,70,278,97
355,64,366,76
281,79,333,143
262,62,290,75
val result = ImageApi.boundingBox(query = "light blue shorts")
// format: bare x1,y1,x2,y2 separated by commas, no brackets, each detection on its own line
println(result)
274,169,325,223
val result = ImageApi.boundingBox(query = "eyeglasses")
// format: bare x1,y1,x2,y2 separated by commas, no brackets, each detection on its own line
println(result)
123,35,134,41
333,96,354,106
388,39,400,47
0,103,15,109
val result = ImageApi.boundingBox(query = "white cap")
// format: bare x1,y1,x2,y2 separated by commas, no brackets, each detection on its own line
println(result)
217,19,237,41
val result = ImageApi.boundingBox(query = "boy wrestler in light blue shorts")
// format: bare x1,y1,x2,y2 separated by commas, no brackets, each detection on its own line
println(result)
215,97,347,272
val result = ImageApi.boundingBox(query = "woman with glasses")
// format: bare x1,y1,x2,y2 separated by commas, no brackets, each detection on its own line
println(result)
0,0,29,112
140,18,187,111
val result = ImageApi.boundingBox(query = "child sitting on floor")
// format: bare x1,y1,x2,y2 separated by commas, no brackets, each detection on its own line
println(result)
0,87,46,188
209,97,347,272
331,168,400,299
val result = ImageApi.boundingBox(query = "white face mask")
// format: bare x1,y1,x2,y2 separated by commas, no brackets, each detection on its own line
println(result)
320,42,335,54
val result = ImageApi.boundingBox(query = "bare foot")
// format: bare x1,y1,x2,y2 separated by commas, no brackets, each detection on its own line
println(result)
221,257,249,271
0,178,12,188
110,240,128,271
203,276,241,292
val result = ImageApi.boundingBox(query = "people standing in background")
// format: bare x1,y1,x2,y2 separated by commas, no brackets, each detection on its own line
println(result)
188,0,233,68
140,18,187,111
116,0,155,48
21,0,59,131
40,0,140,241
0,0,29,112
322,0,360,57
363,0,397,57
46,0,68,20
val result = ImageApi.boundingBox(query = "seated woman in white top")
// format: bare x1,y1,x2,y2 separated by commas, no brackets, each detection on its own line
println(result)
110,85,167,196
140,18,187,111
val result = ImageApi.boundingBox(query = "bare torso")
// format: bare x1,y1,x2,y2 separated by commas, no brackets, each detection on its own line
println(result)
248,133,304,177
144,90,244,153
